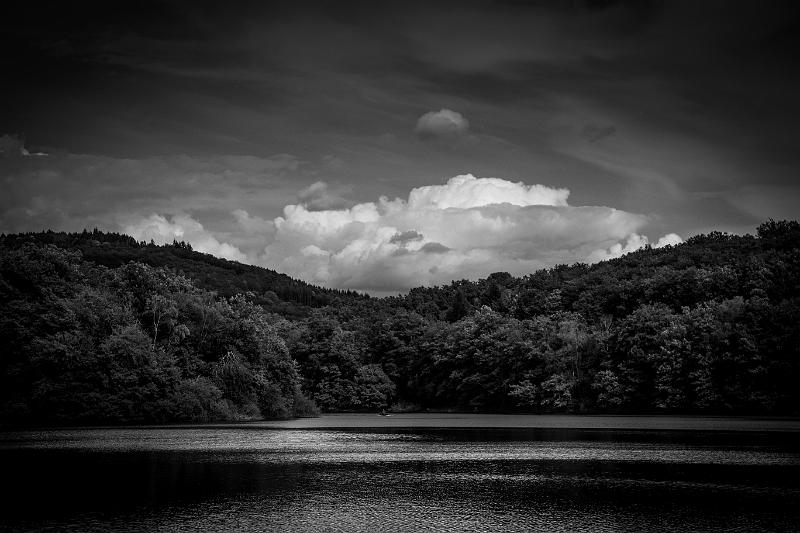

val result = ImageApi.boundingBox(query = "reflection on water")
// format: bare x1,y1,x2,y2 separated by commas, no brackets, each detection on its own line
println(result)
2,424,800,532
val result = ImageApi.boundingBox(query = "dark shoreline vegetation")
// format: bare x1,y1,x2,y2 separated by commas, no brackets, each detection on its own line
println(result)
1,220,799,425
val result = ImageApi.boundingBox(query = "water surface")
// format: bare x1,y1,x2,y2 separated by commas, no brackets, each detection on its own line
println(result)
2,415,799,532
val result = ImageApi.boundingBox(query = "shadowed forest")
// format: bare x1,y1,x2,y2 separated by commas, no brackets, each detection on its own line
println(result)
1,220,799,424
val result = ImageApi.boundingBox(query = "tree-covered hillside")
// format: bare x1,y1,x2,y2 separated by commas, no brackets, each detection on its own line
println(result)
0,230,366,317
1,220,799,424
0,243,323,424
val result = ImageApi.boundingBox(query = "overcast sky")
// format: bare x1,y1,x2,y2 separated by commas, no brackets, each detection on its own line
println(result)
2,1,799,293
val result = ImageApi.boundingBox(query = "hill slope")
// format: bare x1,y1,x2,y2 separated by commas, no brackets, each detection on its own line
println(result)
1,220,799,424
0,230,366,316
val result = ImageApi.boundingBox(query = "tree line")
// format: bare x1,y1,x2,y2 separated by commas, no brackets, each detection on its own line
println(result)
1,220,798,423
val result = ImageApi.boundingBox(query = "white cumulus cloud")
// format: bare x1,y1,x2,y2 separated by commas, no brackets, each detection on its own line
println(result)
259,174,657,292
408,174,568,208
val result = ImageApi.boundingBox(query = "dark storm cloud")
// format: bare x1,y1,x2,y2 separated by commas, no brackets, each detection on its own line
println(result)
2,0,799,291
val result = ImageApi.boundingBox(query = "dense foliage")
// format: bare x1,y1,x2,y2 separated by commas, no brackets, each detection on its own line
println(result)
0,244,320,423
2,220,799,423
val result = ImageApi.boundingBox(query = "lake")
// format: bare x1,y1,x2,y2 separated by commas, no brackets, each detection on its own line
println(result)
2,414,800,532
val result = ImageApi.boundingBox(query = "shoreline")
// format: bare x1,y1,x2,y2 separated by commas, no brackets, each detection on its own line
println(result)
5,413,800,433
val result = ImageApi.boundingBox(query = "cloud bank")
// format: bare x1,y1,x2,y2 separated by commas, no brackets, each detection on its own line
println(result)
259,174,677,292
0,144,303,246
0,137,683,293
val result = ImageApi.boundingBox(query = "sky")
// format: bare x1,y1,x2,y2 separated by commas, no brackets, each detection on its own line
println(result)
2,0,799,294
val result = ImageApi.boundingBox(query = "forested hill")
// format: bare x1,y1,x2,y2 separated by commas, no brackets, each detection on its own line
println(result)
1,220,799,425
0,230,366,316
392,221,800,323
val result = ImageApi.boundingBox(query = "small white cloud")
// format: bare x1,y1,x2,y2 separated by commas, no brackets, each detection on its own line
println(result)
415,109,470,140
123,213,247,262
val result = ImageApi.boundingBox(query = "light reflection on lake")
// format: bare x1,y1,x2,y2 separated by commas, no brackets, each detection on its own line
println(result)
2,415,799,532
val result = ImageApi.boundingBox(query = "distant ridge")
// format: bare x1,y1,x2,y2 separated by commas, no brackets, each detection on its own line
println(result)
0,229,367,317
